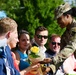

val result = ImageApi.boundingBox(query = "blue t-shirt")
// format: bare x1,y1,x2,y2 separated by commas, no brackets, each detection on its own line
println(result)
16,50,30,71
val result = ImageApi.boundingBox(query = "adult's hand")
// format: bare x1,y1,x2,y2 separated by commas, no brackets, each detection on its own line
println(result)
39,58,52,64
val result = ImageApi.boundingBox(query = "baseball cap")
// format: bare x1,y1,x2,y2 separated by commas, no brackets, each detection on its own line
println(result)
54,2,71,19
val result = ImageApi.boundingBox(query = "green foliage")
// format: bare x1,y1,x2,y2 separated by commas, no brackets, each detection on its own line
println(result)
29,52,40,58
0,0,65,39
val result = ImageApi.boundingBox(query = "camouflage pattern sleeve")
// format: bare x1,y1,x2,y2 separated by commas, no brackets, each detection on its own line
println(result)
52,26,76,67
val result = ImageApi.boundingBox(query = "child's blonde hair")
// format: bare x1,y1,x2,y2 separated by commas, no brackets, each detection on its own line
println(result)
0,17,17,35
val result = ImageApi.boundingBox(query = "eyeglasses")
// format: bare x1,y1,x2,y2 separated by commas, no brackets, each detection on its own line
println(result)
52,42,60,46
36,35,48,39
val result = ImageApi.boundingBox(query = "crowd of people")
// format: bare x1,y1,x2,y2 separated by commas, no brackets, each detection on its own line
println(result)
0,2,76,75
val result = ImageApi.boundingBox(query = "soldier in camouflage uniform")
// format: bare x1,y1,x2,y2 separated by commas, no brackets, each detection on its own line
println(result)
41,3,76,72
52,2,76,69
53,3,76,67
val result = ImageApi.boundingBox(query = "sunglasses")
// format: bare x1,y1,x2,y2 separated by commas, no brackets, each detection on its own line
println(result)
36,35,48,39
52,42,60,46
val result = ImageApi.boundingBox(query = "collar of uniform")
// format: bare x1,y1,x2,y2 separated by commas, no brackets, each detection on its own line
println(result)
66,19,76,31
70,19,76,28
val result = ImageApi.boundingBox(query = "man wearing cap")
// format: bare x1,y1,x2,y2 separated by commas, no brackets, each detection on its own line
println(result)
41,2,76,72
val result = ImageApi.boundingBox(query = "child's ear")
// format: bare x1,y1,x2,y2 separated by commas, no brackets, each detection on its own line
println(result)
6,31,10,39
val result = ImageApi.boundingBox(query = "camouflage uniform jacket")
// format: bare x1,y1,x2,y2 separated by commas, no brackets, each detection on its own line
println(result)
52,19,76,68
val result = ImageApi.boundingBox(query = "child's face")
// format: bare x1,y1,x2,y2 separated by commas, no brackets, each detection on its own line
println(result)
8,28,18,49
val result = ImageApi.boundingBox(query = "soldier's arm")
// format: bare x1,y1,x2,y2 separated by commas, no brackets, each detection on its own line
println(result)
52,27,76,65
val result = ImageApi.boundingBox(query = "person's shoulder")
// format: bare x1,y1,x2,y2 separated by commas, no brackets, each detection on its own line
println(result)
71,19,76,28
70,26,76,37
0,58,5,71
0,58,4,64
70,20,76,37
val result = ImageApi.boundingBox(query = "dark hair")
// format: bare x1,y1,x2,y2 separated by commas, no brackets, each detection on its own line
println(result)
18,30,29,39
12,30,32,54
35,26,48,35
63,7,76,17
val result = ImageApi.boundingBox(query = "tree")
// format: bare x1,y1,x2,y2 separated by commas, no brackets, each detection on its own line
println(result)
0,0,65,39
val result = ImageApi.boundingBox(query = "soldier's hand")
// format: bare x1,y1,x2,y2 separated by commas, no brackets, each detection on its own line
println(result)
39,58,52,64
44,58,52,63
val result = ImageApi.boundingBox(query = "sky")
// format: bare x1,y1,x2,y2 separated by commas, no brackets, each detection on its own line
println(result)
64,0,76,5
0,11,7,19
64,0,72,4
